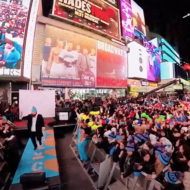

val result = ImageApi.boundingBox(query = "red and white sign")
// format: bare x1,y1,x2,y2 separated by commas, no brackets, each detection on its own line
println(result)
96,40,127,88
52,0,121,39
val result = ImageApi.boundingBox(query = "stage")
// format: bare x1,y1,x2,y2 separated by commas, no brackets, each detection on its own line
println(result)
9,129,60,190
13,119,54,131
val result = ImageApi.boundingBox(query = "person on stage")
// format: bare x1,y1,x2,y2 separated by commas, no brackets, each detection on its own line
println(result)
21,106,45,150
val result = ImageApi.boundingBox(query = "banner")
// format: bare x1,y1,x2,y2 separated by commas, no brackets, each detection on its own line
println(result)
130,86,155,92
96,40,127,88
52,0,121,39
19,90,55,119
128,79,141,87
141,80,158,87
131,0,146,35
41,25,97,87
0,0,31,77
120,0,134,40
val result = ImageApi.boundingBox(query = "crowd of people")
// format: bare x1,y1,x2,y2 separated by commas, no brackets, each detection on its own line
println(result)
74,96,190,190
0,0,27,69
0,115,21,174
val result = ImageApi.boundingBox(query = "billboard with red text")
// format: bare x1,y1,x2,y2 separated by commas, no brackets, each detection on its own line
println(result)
41,25,127,88
52,0,121,39
96,40,127,88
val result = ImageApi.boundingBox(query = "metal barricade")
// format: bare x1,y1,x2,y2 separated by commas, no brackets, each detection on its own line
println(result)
70,127,165,190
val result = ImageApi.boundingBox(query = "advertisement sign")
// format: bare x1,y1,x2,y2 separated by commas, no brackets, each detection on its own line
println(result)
96,40,127,88
130,86,155,92
128,79,141,87
23,0,39,79
41,25,97,87
120,0,134,40
143,38,161,82
128,41,161,82
149,82,157,87
0,0,31,77
131,0,146,35
128,41,148,79
52,0,121,39
141,80,157,87
141,80,149,86
161,62,174,80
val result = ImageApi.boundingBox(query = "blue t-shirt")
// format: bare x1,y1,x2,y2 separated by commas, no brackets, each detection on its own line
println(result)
43,46,51,61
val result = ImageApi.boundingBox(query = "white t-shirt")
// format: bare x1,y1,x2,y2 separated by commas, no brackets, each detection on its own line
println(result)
31,115,37,132
89,55,96,68
59,49,78,66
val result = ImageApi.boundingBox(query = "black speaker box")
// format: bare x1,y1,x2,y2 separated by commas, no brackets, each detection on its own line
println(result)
20,172,46,189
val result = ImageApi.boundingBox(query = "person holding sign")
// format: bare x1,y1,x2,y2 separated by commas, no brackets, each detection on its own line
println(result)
21,106,45,150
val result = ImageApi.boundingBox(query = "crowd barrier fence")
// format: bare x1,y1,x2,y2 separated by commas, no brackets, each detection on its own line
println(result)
70,124,164,190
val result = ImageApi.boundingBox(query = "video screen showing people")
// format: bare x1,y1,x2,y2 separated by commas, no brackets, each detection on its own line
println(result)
41,26,97,86
0,0,30,69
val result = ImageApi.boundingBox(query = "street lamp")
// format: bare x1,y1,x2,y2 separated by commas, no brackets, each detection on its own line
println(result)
183,13,190,18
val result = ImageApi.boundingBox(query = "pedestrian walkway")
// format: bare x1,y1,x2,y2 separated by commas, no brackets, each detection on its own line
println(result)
54,127,95,190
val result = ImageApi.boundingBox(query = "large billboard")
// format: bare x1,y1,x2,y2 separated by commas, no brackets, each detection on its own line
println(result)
52,0,121,39
41,25,97,87
0,0,31,77
41,25,127,88
120,0,134,40
128,41,148,79
143,38,161,82
96,40,127,88
131,0,146,35
128,41,161,82
128,79,141,87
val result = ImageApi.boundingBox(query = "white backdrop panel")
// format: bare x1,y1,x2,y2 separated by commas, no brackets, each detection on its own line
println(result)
19,90,55,118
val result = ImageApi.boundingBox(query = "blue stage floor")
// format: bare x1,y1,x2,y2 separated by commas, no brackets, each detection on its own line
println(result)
12,130,59,184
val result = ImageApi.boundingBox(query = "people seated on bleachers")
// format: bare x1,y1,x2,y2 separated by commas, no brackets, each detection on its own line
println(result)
0,116,11,135
74,96,190,189
0,116,22,175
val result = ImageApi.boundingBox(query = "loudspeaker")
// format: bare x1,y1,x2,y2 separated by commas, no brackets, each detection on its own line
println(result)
20,172,47,189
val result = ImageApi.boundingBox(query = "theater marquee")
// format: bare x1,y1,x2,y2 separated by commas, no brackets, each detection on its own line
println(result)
52,0,121,39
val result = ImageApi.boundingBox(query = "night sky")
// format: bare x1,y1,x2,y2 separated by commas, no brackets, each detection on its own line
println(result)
134,0,190,63
42,0,190,63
